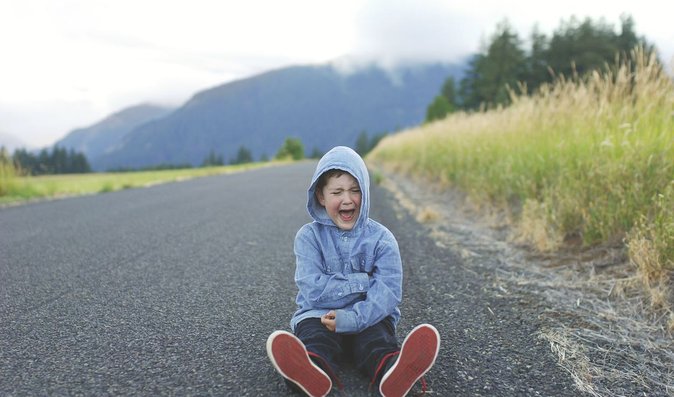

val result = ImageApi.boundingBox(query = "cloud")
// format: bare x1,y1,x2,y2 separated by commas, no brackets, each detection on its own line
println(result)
0,131,26,152
349,1,478,68
2,0,672,147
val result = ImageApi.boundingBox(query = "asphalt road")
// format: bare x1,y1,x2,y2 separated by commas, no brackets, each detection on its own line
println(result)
0,162,575,396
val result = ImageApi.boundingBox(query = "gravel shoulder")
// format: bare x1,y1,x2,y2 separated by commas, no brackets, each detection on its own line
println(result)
365,170,576,396
376,168,674,397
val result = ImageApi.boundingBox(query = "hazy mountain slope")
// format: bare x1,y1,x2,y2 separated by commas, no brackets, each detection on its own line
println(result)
55,104,173,167
94,62,463,170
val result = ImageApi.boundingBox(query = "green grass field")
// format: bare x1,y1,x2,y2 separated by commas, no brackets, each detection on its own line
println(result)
0,162,276,205
368,49,673,307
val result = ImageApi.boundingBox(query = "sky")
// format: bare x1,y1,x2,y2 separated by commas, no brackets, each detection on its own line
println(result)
1,0,672,149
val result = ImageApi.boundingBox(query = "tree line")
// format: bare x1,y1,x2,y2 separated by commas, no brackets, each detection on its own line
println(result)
426,15,655,121
9,146,91,175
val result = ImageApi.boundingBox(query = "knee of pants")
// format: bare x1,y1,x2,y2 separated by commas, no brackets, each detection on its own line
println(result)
294,318,344,364
352,318,399,360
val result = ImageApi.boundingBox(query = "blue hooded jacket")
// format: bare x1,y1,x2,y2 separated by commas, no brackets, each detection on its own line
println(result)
290,146,402,333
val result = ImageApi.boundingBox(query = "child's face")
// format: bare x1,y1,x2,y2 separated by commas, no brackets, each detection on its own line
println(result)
316,173,362,230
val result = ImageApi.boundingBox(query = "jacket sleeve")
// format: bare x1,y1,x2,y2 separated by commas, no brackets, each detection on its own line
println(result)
335,231,402,333
294,226,370,309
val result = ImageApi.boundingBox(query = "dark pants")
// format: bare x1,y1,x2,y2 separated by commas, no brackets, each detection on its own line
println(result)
294,317,399,385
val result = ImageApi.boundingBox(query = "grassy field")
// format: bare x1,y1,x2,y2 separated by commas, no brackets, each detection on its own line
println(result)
368,49,673,312
0,162,276,205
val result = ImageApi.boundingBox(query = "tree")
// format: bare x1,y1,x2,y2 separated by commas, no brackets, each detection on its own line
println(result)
458,54,485,110
309,147,324,159
546,17,618,78
202,149,224,167
425,95,453,122
231,146,253,165
458,20,526,110
441,77,457,106
71,151,91,173
455,15,655,110
425,77,457,122
355,131,370,156
11,146,90,175
616,14,640,55
526,25,550,92
479,20,527,106
355,131,388,156
275,137,305,161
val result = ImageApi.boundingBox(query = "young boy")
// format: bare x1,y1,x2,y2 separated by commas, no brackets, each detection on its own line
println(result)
266,146,440,397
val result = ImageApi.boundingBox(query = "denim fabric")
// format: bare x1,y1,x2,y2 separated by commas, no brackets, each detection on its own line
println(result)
295,317,399,382
290,147,403,334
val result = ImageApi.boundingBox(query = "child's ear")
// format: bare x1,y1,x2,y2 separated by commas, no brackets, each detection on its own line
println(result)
316,189,326,207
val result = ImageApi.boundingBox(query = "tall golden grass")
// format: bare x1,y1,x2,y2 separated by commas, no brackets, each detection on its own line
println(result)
0,157,18,197
369,48,673,296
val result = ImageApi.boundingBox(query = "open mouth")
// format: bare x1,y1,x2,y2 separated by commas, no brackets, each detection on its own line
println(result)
339,209,356,222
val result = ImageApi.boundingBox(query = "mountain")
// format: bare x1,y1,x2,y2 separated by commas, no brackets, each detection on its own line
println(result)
92,62,465,170
55,104,173,165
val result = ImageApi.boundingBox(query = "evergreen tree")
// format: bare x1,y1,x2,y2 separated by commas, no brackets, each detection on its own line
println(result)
526,25,550,92
232,146,253,165
425,77,457,122
458,54,485,110
354,131,388,155
455,14,654,110
441,77,457,106
546,17,618,78
38,149,51,174
458,20,526,110
480,20,527,106
202,149,224,167
309,147,324,159
616,14,640,55
11,146,91,175
72,151,91,173
355,131,370,156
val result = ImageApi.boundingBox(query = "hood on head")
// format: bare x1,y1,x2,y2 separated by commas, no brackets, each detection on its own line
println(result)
307,146,370,229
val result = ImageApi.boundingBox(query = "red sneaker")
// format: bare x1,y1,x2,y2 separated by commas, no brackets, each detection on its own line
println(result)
379,324,440,397
266,331,332,397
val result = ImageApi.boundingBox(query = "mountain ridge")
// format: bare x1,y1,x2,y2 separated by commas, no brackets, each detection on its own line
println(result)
55,104,174,163
59,61,465,171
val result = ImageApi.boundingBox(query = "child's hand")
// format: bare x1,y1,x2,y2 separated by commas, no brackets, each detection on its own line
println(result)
321,310,337,332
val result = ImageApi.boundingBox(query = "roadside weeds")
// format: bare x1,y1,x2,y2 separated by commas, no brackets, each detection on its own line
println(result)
375,167,674,397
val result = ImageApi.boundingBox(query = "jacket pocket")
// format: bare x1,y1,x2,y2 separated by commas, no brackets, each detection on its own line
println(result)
351,254,374,274
324,254,348,274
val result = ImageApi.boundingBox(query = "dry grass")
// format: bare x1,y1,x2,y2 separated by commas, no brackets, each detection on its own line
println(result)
375,168,674,396
416,207,441,223
369,47,673,313
369,47,674,395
